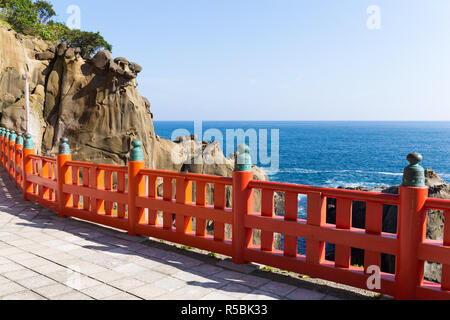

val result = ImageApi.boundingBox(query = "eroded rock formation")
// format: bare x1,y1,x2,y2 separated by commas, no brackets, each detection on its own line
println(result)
0,25,267,184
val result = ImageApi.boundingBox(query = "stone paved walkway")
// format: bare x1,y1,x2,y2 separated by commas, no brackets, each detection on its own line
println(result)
0,170,356,300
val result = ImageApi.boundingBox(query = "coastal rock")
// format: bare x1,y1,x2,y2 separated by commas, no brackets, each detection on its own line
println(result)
35,51,55,61
0,24,270,251
92,50,111,69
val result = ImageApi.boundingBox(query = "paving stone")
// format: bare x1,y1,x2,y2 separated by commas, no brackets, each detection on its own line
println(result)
214,270,246,282
20,257,52,269
172,271,229,289
101,292,142,300
190,263,225,276
233,274,271,288
17,275,57,290
0,262,25,274
53,291,93,300
150,263,180,276
259,281,298,297
155,292,187,300
172,285,213,300
32,283,74,299
64,275,102,291
3,269,40,281
113,263,147,276
81,284,124,300
217,259,259,274
127,284,168,300
241,290,282,300
0,281,27,297
110,278,147,291
219,283,253,299
90,270,126,283
152,276,186,292
286,287,326,300
1,290,46,300
133,270,166,283
201,291,235,300
32,262,67,274
67,261,109,276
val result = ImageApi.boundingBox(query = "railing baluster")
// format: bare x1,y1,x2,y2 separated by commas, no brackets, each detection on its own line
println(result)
89,167,100,215
176,177,193,234
214,184,226,241
442,209,450,291
104,170,112,216
284,192,298,257
196,181,207,237
72,166,79,209
261,189,274,252
147,175,157,225
163,177,173,229
335,198,353,268
306,192,326,264
82,167,90,211
364,201,383,272
42,160,50,200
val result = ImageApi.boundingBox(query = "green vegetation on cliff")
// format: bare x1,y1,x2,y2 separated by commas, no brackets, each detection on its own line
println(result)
0,0,111,58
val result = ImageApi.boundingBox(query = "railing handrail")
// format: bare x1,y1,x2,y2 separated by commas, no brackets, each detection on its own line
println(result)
249,180,400,205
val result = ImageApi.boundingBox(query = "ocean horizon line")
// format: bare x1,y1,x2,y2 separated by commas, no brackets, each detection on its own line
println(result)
154,120,450,123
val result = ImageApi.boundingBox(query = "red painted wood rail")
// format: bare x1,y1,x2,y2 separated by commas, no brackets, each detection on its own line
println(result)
0,130,449,300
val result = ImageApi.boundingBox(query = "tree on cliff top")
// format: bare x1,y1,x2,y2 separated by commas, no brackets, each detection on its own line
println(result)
0,0,112,58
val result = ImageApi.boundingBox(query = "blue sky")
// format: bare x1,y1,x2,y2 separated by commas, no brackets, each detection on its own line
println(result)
50,0,450,121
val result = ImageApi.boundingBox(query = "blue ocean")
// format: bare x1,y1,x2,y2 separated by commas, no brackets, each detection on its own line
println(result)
154,121,450,187
154,121,450,253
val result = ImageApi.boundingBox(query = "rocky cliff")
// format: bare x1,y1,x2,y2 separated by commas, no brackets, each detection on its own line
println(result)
0,24,267,182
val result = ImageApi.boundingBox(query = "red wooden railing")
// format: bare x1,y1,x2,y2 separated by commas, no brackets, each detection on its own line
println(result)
0,130,449,300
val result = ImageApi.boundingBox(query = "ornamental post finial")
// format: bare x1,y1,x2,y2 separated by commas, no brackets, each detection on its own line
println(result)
234,144,252,172
24,134,34,149
59,138,71,155
402,152,425,187
130,140,144,162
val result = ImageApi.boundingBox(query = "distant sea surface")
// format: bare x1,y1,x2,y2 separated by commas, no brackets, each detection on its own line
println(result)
154,121,450,188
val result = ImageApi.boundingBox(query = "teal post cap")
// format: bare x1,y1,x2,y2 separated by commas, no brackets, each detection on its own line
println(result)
9,131,16,143
234,144,252,172
59,138,71,155
17,133,24,145
130,140,144,162
0,128,4,137
5,129,10,139
24,134,34,149
402,152,425,187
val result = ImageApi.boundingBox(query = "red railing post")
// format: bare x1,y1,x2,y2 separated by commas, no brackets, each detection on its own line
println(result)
22,134,34,201
396,153,428,300
56,138,72,218
4,129,10,171
9,131,17,180
128,140,145,236
0,128,5,167
232,144,253,265
15,133,23,188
